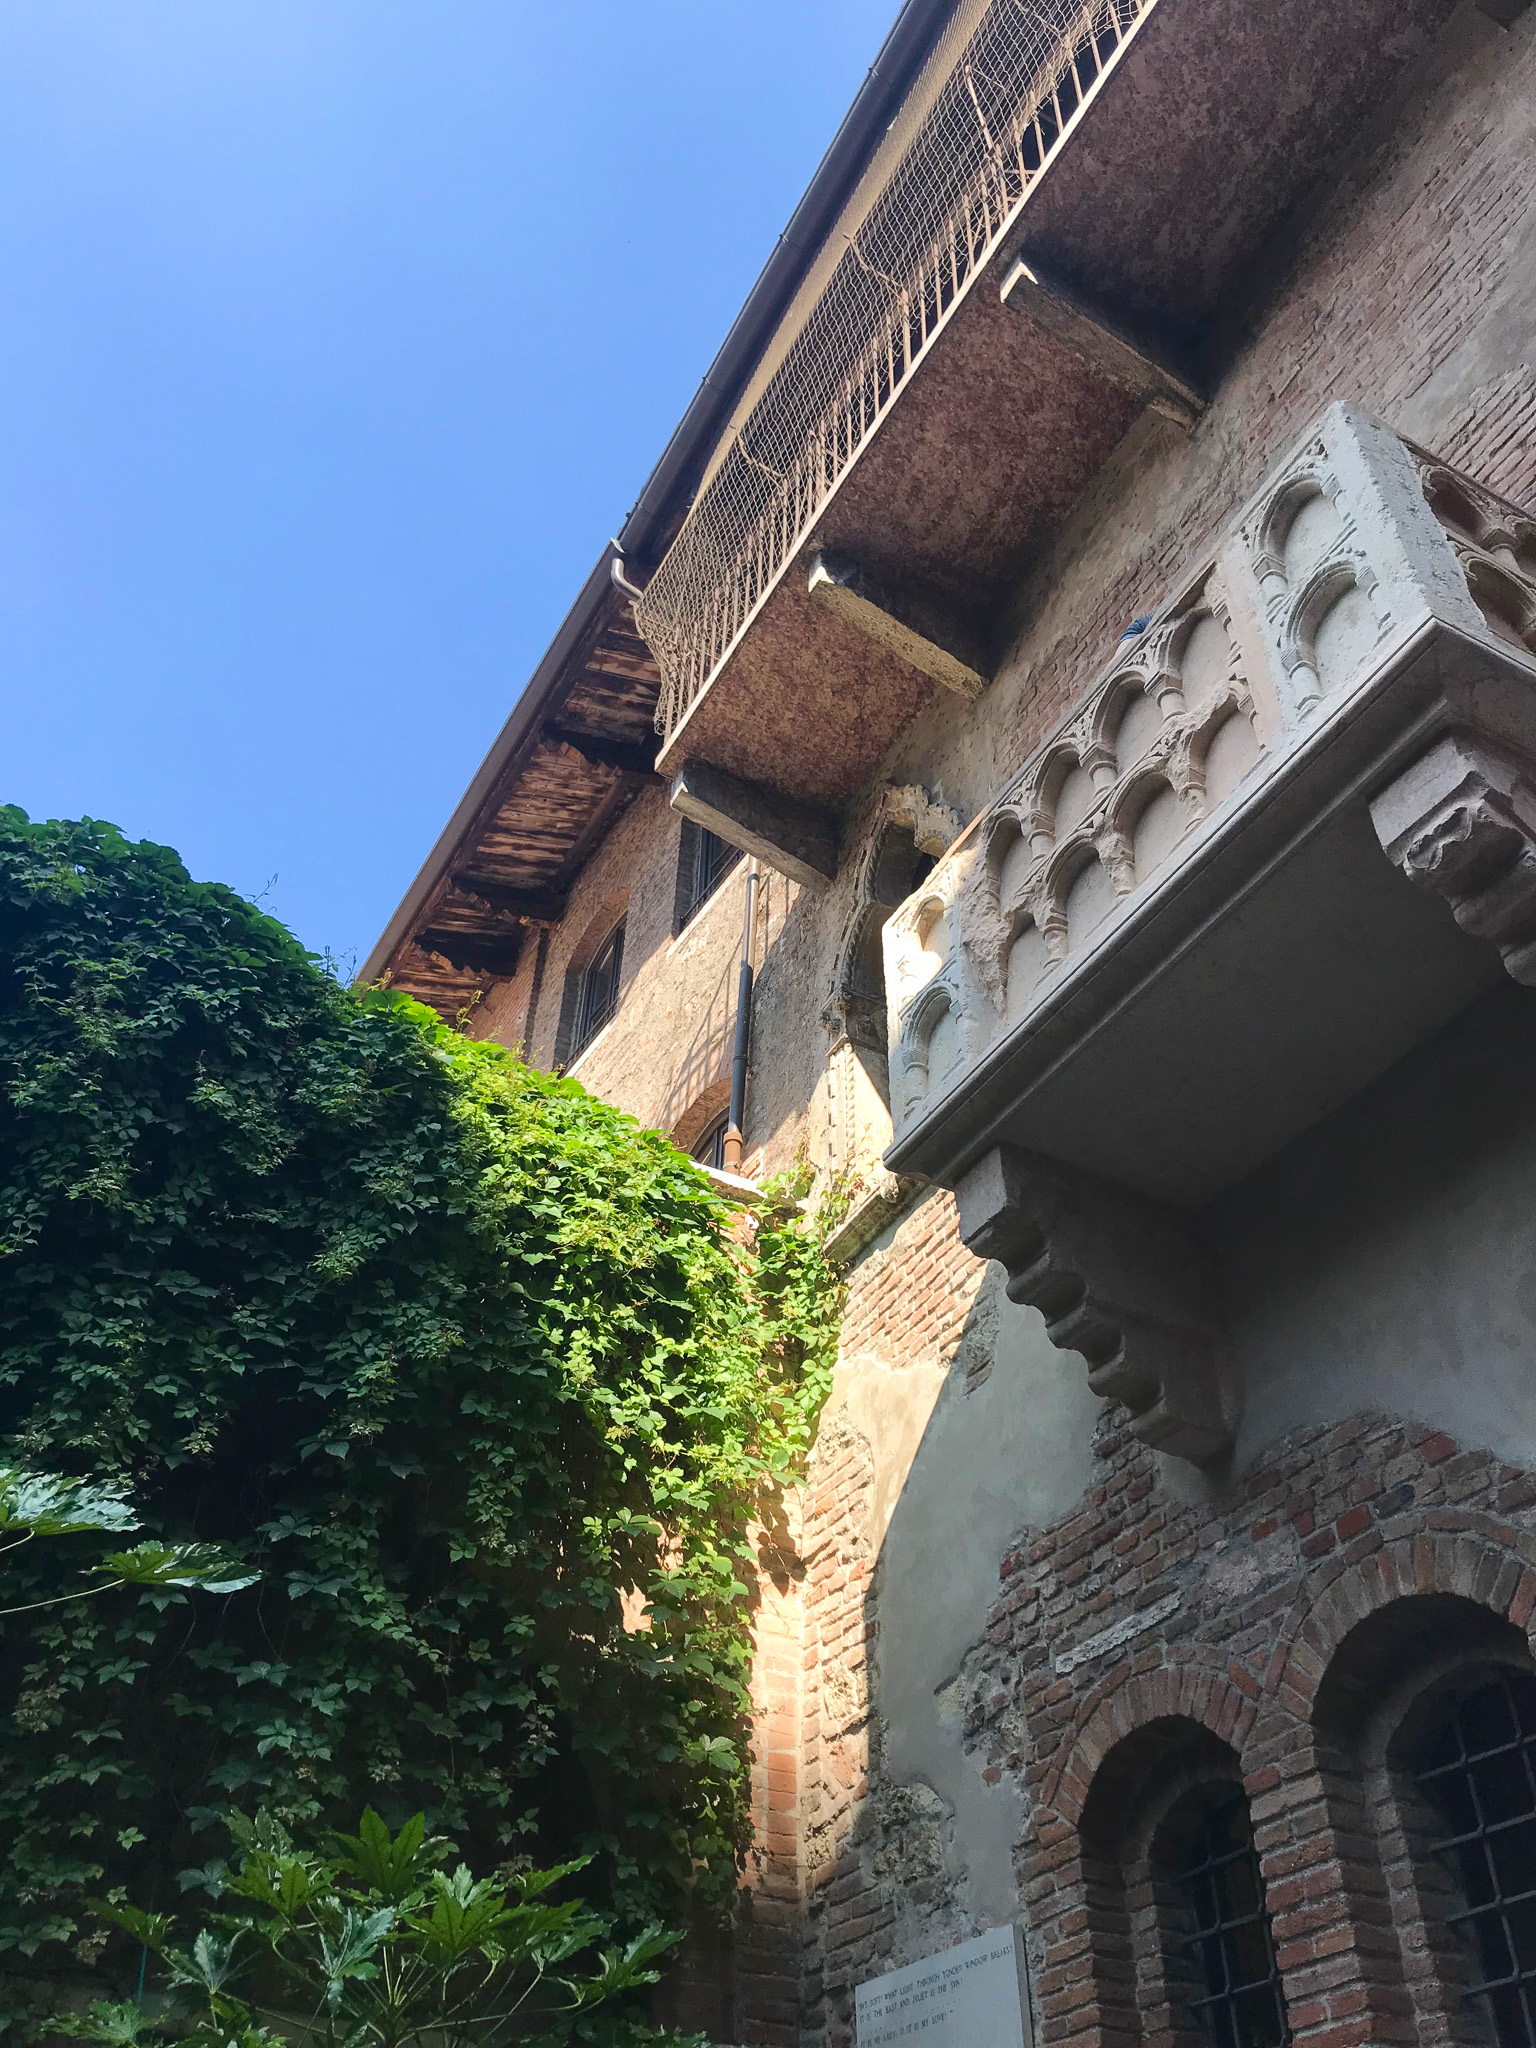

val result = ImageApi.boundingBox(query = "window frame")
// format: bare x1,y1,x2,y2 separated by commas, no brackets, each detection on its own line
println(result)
572,918,625,1058
691,1113,729,1173
1405,1665,1536,2048
674,821,741,932
1157,1780,1292,2048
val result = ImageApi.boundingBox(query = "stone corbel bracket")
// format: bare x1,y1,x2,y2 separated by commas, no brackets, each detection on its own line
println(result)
1371,731,1536,986
807,550,990,698
955,1145,1235,1464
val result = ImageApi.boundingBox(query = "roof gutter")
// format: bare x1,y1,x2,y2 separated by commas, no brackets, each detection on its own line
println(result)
617,0,956,560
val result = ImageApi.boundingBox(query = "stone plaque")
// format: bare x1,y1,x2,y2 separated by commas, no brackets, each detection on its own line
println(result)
854,1926,1029,2048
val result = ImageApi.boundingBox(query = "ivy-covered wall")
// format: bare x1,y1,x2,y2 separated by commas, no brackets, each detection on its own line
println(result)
0,810,841,1994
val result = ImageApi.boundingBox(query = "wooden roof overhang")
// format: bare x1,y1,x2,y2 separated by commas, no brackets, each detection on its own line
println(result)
361,561,662,1017
362,0,967,1009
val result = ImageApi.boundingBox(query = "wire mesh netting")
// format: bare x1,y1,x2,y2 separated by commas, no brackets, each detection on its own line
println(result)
636,0,1154,740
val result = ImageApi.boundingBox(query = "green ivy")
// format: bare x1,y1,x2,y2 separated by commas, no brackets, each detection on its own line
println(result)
0,810,843,1999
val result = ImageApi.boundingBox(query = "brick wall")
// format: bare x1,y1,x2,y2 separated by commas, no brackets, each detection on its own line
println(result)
800,1404,881,2042
997,1414,1536,2048
784,1401,1536,2048
797,1189,994,2042
835,1189,986,1379
735,1504,807,2048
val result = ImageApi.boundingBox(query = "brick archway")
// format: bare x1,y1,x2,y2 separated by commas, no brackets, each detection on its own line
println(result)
1043,1648,1262,1824
1031,1512,1536,2048
1266,1512,1536,1724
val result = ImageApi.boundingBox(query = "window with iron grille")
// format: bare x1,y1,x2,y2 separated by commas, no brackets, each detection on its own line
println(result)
674,823,741,931
691,1114,728,1172
1413,1668,1536,2048
1164,1783,1290,2048
572,920,624,1057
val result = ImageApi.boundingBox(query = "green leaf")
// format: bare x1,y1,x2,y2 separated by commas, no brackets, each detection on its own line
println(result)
317,1905,394,2010
163,1926,242,1997
95,1543,259,1593
223,1849,327,1924
45,1999,161,2045
331,1808,430,1904
0,1468,138,1539
85,1899,176,1952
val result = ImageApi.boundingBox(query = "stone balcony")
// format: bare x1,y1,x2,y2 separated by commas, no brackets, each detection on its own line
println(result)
881,402,1536,1463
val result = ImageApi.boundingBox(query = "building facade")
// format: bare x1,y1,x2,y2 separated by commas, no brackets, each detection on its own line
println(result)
364,2,1536,2045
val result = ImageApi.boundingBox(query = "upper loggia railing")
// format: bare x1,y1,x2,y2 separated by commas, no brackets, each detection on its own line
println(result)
635,0,1155,740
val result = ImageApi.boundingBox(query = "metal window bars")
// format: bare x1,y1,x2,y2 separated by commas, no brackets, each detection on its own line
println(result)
574,921,625,1057
1414,1669,1536,2048
1168,1786,1292,2048
635,0,1154,739
681,827,741,928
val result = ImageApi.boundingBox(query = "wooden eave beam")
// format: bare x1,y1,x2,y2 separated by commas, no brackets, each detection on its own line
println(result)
540,726,661,777
670,760,839,891
415,927,524,977
581,646,661,684
1000,254,1205,429
450,873,569,925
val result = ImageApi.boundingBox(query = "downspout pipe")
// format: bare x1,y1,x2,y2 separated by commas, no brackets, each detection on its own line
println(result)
723,861,759,1172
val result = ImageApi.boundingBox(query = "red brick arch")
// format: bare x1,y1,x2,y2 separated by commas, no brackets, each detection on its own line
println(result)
1265,1512,1536,1723
1043,1647,1262,1824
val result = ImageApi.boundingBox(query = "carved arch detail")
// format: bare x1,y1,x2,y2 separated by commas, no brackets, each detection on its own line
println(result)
824,784,960,1049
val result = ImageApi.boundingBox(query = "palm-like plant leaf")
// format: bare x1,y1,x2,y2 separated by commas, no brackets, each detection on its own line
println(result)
95,1541,258,1592
0,1467,138,1537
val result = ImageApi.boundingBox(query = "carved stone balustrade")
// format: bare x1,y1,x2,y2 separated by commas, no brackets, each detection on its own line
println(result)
883,401,1536,1462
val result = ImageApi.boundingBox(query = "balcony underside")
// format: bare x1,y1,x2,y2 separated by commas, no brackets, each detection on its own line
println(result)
885,625,1534,1207
653,0,1459,818
656,298,1144,810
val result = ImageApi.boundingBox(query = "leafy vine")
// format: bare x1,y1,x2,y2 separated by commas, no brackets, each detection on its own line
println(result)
0,810,843,2015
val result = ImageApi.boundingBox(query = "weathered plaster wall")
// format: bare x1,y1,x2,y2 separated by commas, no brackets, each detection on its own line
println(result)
871,1262,1098,1933
794,1186,1092,2035
1214,980,1536,1478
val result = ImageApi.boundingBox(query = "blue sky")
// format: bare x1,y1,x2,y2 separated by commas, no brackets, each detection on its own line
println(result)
0,3,895,968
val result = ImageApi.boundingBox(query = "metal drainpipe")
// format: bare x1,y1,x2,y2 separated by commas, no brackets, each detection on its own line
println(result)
723,861,759,1173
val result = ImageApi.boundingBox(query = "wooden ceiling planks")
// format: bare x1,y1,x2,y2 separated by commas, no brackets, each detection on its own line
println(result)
378,590,663,1020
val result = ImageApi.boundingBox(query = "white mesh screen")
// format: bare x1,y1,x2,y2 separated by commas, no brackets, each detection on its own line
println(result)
636,0,1153,739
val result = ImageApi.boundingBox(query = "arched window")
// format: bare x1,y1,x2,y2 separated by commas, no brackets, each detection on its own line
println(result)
1408,1669,1536,2048
554,895,630,1068
691,1112,728,1172
1157,1783,1290,2048
674,822,740,931
1312,1591,1536,2048
1076,1719,1289,2048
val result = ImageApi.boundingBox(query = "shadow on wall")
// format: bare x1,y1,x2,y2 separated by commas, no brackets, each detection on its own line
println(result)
818,1226,1098,1960
1205,978,1536,1477
818,979,1536,1994
659,947,737,1139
